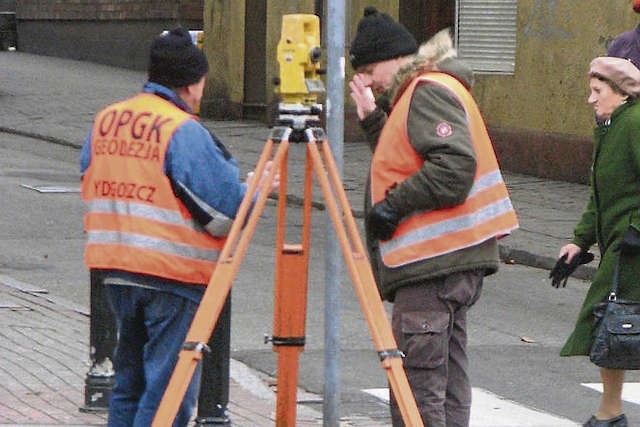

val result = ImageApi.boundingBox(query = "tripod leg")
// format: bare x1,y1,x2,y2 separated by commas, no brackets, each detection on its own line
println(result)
152,139,288,426
272,245,309,426
268,143,313,426
307,139,424,427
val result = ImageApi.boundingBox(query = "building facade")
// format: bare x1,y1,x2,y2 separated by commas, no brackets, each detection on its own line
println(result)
203,0,638,183
16,0,203,70
13,1,640,183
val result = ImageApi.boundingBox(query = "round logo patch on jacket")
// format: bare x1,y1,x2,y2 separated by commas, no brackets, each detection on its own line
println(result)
436,121,453,138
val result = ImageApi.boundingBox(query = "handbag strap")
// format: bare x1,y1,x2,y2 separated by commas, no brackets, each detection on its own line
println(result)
609,251,624,300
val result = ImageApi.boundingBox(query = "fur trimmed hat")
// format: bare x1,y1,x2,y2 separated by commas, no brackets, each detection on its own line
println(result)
349,7,418,70
590,56,640,97
148,27,209,88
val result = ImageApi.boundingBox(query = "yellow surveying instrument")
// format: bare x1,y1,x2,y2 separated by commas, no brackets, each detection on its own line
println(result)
273,14,325,142
152,14,423,426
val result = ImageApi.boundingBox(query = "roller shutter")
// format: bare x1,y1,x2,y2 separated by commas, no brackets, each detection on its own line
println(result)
456,0,517,74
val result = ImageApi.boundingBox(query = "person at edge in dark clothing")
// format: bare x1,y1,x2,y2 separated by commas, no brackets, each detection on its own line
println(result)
606,0,640,69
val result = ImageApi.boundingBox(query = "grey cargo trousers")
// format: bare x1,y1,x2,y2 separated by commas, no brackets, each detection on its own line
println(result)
389,270,484,427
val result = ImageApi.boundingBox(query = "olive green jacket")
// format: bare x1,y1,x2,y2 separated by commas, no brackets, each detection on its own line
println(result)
360,57,499,301
562,99,640,356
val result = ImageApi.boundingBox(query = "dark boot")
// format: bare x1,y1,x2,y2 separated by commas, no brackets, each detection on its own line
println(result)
195,404,231,426
583,414,627,427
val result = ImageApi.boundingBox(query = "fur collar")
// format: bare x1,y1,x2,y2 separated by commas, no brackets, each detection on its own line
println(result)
388,29,461,104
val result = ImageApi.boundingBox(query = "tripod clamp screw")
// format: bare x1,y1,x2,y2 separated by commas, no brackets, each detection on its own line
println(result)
182,341,212,353
378,348,405,361
264,334,306,347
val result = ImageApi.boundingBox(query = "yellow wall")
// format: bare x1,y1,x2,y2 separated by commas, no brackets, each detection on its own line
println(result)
203,1,639,139
202,0,318,113
473,0,639,138
202,0,399,112
202,1,246,111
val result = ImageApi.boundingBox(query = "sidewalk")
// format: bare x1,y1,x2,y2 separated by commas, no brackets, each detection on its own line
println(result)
0,51,595,425
0,275,329,426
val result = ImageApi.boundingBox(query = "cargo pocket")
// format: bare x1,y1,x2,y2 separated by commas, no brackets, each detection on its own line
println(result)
400,310,450,369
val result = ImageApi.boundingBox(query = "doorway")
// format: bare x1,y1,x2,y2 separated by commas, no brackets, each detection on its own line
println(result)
399,0,455,44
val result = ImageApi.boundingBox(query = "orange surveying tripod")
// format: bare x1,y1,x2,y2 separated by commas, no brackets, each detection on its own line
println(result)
152,126,424,426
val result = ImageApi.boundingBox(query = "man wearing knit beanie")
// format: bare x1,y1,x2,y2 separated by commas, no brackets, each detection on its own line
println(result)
80,27,278,426
349,9,517,427
148,27,209,90
349,6,418,72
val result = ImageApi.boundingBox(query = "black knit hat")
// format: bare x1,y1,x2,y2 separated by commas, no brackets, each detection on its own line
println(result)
349,7,418,70
148,27,209,88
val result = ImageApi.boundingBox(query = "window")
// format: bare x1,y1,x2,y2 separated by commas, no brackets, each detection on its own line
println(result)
455,0,517,74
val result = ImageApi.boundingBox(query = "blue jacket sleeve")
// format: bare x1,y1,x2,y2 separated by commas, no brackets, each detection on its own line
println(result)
165,119,248,237
80,131,92,174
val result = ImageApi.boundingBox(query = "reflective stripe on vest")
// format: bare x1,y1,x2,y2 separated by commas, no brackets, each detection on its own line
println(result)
371,72,518,267
82,93,224,284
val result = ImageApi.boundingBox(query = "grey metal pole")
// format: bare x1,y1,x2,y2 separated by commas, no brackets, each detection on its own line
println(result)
323,1,345,425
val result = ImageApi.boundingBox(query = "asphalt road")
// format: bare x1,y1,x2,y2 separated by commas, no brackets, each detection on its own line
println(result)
3,132,640,425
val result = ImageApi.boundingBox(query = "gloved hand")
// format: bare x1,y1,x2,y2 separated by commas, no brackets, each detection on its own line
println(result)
367,198,402,241
549,251,595,288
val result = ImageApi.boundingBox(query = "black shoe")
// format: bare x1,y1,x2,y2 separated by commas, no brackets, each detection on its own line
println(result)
194,415,232,426
583,414,627,427
194,403,232,426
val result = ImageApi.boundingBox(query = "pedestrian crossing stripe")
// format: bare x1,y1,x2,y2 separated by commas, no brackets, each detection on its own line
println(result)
362,388,579,426
582,382,640,405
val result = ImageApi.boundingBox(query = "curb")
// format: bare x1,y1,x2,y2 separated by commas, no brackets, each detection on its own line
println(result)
499,245,596,282
0,126,82,149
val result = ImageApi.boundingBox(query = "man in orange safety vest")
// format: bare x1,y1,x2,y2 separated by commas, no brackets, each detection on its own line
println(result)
348,8,517,426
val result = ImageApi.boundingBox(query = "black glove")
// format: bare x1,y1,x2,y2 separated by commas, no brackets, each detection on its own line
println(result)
367,198,402,241
549,251,595,288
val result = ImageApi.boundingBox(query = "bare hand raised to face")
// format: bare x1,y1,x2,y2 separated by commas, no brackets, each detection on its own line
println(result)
348,74,377,120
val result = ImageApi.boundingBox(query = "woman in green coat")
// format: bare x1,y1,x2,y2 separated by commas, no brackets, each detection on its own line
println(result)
559,56,640,427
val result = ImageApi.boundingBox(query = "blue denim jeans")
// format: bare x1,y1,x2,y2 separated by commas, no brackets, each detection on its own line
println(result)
106,285,202,427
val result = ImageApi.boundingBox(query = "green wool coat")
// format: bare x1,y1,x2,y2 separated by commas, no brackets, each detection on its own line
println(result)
561,99,640,356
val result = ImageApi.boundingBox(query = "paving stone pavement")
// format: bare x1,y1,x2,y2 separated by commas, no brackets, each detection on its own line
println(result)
0,51,597,425
0,276,338,426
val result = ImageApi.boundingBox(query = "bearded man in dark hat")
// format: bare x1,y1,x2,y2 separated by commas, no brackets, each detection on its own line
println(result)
348,8,518,426
80,27,277,426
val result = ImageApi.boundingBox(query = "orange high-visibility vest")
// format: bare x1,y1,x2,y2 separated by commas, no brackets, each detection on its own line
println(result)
82,93,224,285
371,72,518,267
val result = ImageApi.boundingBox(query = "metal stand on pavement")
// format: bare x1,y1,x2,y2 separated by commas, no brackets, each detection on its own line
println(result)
80,270,116,413
151,125,424,426
194,293,232,426
79,273,233,421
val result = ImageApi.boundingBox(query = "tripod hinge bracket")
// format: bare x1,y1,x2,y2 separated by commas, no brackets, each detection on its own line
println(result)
182,341,212,353
305,127,326,142
378,348,405,361
269,126,292,143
